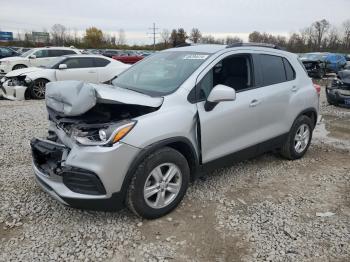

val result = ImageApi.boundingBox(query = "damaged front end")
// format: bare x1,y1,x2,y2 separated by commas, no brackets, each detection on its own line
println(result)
326,70,350,107
302,60,326,78
30,80,162,209
1,75,32,100
44,80,162,146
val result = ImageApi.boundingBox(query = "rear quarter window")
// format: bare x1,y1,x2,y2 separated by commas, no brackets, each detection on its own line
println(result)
94,58,110,67
283,58,296,81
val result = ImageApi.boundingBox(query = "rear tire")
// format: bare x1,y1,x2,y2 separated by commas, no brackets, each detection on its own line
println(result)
280,115,313,160
30,79,49,99
126,147,190,219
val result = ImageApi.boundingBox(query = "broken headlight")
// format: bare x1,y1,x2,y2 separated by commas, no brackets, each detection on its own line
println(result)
74,121,136,146
24,76,33,83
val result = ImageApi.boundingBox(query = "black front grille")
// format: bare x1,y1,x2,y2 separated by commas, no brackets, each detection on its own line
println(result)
62,169,106,195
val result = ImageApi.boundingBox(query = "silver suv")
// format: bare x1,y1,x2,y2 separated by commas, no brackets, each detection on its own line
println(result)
31,43,319,219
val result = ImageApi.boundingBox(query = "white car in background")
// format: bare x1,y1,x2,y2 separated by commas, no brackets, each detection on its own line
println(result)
0,55,130,100
0,46,81,77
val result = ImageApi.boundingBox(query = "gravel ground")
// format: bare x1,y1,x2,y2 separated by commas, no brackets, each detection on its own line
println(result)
0,86,349,262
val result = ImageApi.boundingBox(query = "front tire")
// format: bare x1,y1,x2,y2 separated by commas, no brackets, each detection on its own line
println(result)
30,79,49,99
126,147,190,219
280,115,313,160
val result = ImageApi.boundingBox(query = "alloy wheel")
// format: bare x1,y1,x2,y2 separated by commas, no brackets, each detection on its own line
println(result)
294,124,310,153
32,80,47,99
143,163,182,209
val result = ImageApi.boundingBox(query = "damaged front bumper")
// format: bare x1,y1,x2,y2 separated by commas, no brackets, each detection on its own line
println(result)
326,79,350,108
30,131,141,211
0,77,30,100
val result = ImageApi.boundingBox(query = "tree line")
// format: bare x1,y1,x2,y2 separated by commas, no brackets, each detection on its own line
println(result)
2,19,350,53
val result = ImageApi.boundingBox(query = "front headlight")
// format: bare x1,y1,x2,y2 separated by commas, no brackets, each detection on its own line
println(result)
74,121,136,146
24,76,32,83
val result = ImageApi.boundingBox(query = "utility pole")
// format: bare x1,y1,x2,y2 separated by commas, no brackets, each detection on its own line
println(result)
147,23,159,51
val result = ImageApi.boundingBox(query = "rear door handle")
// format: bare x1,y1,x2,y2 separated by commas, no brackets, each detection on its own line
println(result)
291,85,299,92
249,99,261,107
88,71,96,73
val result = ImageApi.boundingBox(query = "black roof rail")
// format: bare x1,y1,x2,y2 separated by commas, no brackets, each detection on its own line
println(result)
175,43,192,48
226,42,283,50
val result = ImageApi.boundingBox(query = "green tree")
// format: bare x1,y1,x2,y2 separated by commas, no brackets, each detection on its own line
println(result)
84,27,103,48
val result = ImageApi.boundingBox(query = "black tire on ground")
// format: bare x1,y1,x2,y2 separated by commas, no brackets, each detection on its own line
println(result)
280,115,313,160
12,64,27,70
30,79,49,99
126,147,190,219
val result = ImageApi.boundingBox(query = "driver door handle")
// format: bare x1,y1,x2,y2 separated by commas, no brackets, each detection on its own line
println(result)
249,99,261,107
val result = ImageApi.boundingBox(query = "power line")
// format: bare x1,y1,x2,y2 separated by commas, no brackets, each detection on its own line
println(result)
147,22,159,50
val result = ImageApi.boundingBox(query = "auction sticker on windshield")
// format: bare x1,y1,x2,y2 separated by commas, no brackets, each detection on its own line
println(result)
183,54,209,60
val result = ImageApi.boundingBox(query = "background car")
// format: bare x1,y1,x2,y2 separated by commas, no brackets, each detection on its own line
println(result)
326,69,350,107
0,47,19,59
0,47,81,77
1,55,130,100
299,53,327,78
112,50,144,64
101,49,121,58
324,53,347,73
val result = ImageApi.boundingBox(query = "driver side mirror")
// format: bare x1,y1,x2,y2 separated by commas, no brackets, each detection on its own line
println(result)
58,64,67,70
28,55,36,59
205,84,236,111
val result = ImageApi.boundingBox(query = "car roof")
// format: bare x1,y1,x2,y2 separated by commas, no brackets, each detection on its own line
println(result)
164,43,294,56
166,44,226,54
61,54,113,59
33,46,77,50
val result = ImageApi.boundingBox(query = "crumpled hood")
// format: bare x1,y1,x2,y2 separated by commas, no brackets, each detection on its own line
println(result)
6,67,44,77
45,80,163,116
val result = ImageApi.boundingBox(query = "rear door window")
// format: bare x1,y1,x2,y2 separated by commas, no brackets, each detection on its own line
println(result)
260,54,286,85
94,58,110,67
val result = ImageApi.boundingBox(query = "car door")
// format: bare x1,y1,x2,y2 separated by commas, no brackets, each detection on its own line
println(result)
55,57,98,83
29,49,51,67
251,53,297,143
196,53,268,163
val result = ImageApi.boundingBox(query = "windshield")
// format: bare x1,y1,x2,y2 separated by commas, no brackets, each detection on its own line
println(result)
20,49,34,58
112,51,210,96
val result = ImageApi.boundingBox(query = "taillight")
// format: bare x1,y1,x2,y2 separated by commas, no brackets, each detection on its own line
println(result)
313,84,321,96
